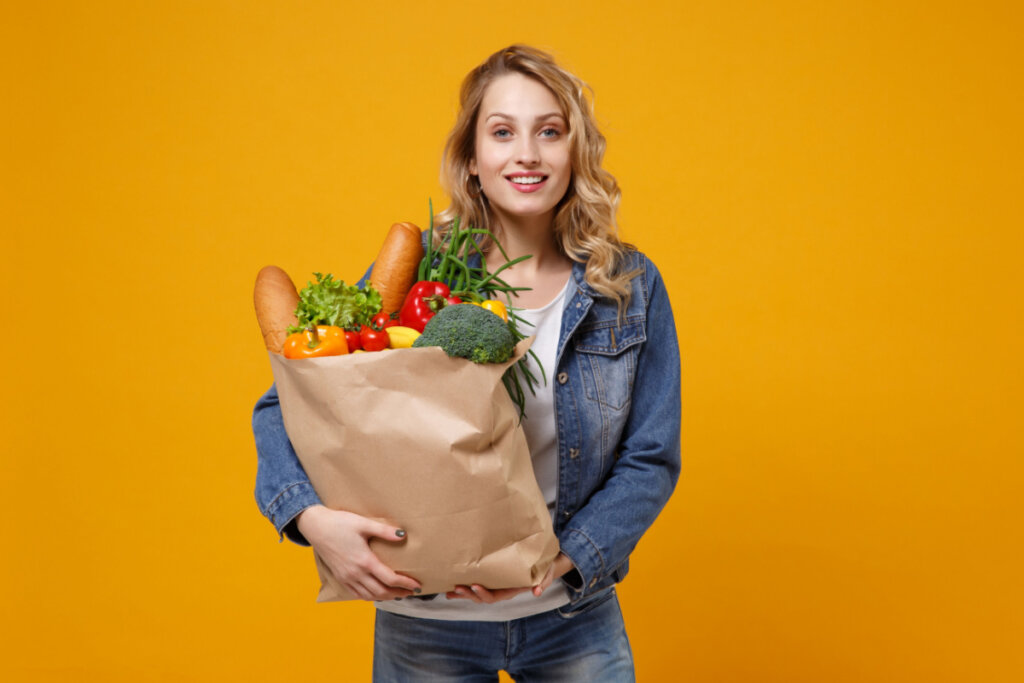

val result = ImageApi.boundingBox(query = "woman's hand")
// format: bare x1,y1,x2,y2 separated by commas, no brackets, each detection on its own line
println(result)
296,505,421,601
445,584,532,603
445,552,576,603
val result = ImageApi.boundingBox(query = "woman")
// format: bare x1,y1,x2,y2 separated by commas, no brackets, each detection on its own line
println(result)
253,45,681,681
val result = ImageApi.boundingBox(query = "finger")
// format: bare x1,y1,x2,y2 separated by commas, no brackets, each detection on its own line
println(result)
365,580,415,601
470,584,528,604
533,564,556,597
339,540,420,593
344,580,374,601
447,585,481,602
330,552,420,596
360,519,409,544
355,574,412,602
375,587,415,601
367,559,421,593
469,584,494,602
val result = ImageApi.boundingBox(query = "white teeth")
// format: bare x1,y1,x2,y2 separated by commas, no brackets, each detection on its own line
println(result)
509,176,544,184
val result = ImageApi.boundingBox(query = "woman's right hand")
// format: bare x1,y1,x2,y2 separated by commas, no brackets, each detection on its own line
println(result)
295,505,422,601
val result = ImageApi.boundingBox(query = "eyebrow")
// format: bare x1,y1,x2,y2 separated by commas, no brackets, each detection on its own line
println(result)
485,112,565,122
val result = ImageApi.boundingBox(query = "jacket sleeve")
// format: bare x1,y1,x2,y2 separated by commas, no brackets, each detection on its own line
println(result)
251,264,374,545
253,384,321,545
557,258,682,593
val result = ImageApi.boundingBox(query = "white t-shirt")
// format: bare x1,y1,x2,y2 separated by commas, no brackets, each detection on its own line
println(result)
376,277,572,621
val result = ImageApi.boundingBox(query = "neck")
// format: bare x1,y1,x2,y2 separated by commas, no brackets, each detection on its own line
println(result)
483,211,575,309
486,211,568,274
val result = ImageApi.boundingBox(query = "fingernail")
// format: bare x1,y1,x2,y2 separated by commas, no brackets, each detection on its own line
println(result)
395,529,406,538
413,588,422,594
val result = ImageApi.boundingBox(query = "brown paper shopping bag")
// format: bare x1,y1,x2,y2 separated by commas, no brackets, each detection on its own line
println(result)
267,340,560,601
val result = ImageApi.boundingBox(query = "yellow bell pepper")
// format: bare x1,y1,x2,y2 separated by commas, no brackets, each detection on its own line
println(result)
473,299,508,322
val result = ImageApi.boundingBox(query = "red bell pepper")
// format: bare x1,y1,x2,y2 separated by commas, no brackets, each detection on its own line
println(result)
398,281,462,332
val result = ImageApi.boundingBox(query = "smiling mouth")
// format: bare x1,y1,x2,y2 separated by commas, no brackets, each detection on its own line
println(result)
507,175,547,185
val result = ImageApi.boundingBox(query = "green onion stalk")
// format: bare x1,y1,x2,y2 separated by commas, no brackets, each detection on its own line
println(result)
419,200,546,418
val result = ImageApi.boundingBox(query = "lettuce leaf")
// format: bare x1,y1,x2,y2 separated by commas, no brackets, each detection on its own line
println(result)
288,272,382,332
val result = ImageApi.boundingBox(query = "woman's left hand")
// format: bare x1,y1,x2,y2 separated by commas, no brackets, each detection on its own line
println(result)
445,552,575,603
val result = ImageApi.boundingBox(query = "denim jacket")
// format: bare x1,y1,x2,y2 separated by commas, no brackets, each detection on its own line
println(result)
253,249,681,604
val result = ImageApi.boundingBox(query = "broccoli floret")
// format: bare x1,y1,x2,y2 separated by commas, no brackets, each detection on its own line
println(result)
412,303,515,363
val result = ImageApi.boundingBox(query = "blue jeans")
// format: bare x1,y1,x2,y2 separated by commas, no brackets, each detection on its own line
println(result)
372,587,635,682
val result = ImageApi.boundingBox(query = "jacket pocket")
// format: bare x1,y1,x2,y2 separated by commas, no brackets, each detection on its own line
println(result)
573,322,645,411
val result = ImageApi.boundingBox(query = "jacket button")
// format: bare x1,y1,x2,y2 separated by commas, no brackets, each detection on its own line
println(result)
562,510,572,519
569,448,579,459
557,372,568,384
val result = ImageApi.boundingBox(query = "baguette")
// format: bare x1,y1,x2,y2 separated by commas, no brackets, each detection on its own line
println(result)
370,222,424,316
254,265,300,354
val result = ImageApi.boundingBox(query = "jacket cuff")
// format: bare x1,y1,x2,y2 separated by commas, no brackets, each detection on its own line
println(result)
558,528,607,594
265,481,320,546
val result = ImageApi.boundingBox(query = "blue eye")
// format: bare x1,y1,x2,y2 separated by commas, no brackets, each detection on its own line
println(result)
493,129,511,139
540,128,561,138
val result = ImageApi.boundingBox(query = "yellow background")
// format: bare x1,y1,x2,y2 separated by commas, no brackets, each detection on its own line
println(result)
2,1,1021,681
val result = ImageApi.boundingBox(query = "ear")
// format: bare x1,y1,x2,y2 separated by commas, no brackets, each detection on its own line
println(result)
469,158,477,176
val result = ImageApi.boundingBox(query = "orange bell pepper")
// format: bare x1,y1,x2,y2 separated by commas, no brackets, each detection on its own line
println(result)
282,325,349,358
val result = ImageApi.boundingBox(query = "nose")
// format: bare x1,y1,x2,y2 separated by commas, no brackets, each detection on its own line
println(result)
515,136,540,166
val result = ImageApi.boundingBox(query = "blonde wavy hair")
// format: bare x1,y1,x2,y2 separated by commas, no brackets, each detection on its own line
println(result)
435,44,636,308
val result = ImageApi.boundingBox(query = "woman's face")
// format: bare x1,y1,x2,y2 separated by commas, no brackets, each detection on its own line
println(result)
470,73,571,229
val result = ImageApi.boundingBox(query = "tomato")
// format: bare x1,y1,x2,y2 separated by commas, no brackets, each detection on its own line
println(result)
344,328,362,352
360,324,390,352
371,312,400,330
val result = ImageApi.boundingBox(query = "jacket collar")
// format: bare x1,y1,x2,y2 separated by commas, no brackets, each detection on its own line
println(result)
569,259,598,299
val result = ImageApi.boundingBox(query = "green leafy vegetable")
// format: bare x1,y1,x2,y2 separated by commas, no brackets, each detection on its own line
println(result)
288,272,382,333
